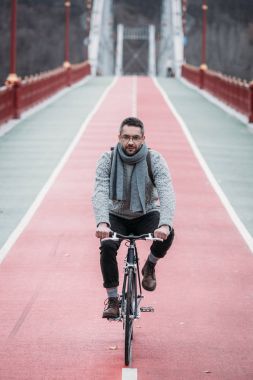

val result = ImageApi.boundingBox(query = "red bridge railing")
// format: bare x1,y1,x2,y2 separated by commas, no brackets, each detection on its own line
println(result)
181,64,253,123
0,87,14,125
0,61,91,126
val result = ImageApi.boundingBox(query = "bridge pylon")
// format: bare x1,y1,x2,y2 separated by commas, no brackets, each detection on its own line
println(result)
158,0,184,77
88,0,114,75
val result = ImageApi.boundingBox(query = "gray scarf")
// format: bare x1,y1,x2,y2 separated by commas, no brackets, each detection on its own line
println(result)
109,143,149,213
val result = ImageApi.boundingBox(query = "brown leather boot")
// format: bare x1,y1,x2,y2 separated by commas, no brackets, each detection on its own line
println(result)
141,260,156,291
102,297,120,318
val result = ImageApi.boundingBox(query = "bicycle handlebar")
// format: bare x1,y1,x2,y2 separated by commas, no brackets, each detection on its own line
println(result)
101,232,163,242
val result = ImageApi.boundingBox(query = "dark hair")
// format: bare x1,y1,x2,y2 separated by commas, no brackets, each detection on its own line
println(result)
119,117,145,135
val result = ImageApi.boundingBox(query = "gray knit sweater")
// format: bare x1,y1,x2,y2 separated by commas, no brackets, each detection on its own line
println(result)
92,149,176,227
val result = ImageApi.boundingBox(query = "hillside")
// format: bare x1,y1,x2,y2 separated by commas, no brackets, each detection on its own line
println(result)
185,0,253,80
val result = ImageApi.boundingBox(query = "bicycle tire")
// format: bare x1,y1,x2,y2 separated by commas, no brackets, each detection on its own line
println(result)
125,268,136,366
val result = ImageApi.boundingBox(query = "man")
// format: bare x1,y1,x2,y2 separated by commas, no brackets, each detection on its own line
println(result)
92,117,175,318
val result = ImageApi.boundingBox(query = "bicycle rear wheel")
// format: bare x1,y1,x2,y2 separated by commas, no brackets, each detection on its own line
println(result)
125,268,136,366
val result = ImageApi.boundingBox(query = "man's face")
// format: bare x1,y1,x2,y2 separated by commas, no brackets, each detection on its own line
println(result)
119,125,145,155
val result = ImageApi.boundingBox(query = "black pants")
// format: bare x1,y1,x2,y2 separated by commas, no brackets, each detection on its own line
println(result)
100,211,175,288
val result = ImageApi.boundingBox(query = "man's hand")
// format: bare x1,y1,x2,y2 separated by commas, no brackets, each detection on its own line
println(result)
96,223,111,239
154,225,170,240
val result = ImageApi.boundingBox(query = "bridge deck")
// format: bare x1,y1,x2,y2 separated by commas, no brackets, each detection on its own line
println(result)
0,76,253,380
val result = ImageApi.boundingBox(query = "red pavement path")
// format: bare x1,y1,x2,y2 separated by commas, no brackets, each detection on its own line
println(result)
0,77,253,380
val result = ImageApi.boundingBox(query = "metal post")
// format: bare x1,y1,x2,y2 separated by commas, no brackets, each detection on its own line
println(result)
148,25,156,76
115,24,124,76
201,0,207,68
6,0,19,84
64,1,71,67
6,0,20,119
64,1,71,85
199,0,208,88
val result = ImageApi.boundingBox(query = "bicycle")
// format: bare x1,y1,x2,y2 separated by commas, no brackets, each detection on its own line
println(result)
102,232,162,366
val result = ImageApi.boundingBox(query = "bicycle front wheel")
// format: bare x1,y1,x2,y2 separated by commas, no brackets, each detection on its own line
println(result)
125,268,136,366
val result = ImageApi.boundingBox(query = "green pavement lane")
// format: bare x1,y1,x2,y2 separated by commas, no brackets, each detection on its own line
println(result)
0,76,114,250
157,77,253,238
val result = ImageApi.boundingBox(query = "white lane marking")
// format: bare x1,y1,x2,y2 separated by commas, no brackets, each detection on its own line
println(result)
153,77,253,253
122,368,137,380
132,76,137,117
0,76,90,138
0,77,118,263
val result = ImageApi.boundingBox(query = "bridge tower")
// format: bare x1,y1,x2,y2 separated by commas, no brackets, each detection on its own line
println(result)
88,0,183,77
158,0,184,77
88,0,114,75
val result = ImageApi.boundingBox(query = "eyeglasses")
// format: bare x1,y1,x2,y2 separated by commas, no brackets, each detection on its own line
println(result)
120,134,143,142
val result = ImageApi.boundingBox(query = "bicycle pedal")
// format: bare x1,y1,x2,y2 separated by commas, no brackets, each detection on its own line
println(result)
140,306,154,312
107,317,122,322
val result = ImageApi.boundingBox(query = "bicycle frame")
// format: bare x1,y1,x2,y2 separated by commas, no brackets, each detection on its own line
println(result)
102,232,161,365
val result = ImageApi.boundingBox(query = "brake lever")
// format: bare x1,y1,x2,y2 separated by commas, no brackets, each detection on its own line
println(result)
101,232,119,242
145,233,163,242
